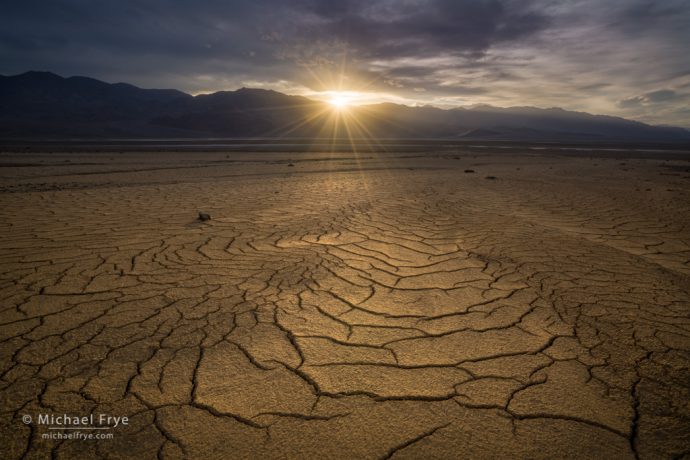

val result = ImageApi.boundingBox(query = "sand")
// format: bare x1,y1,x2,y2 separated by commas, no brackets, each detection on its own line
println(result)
1,145,689,459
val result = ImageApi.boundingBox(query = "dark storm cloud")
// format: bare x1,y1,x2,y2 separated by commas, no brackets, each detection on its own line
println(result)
0,1,278,69
0,0,546,87
615,0,690,31
293,0,548,57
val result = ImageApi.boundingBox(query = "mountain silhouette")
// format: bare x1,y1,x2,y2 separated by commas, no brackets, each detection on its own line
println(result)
2,71,689,142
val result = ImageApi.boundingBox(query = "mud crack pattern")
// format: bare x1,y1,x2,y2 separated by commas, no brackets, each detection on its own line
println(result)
1,154,689,459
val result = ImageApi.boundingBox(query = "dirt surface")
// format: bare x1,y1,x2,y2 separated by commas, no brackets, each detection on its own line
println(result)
1,147,689,459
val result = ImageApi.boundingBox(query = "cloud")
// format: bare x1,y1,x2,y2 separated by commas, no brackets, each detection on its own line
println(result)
0,1,548,80
618,89,680,108
298,0,549,57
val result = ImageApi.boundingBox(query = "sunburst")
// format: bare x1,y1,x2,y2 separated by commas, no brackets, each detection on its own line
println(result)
328,93,351,109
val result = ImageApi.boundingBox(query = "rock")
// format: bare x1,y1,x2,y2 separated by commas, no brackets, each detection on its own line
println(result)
287,163,295,167
485,176,497,180
198,212,211,221
464,169,475,173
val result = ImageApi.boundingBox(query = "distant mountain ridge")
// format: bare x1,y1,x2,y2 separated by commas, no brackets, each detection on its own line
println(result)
2,71,689,142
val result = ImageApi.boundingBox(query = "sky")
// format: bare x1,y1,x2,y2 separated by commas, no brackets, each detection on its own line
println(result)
2,0,689,127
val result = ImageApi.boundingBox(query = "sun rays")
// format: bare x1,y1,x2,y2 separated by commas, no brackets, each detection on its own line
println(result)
243,57,394,162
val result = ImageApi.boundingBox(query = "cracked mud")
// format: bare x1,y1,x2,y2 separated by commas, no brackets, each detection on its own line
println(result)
1,149,689,459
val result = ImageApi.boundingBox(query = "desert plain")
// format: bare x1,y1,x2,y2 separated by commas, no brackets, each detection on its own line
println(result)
1,142,689,459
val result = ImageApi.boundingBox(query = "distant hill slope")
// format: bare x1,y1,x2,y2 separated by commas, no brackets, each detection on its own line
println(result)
2,71,689,142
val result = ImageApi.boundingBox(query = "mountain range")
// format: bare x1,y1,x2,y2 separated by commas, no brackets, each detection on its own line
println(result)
2,71,689,142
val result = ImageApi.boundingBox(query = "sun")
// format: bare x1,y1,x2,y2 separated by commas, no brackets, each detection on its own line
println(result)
328,94,350,109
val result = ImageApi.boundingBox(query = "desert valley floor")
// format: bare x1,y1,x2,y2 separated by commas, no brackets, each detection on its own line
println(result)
1,143,689,459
